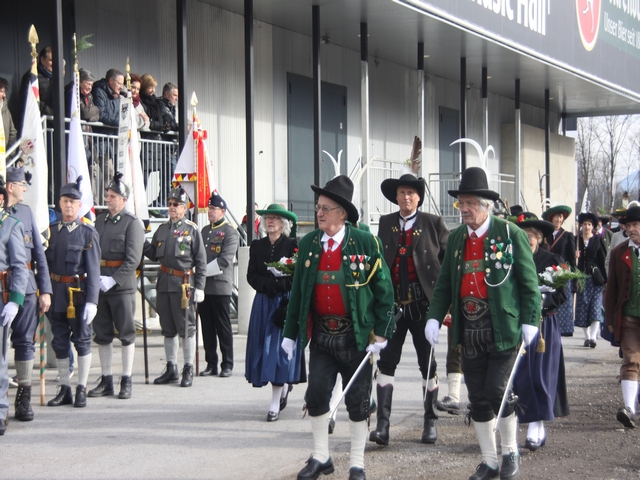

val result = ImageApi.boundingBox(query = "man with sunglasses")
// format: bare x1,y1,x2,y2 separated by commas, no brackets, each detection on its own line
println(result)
2,167,44,424
143,187,206,387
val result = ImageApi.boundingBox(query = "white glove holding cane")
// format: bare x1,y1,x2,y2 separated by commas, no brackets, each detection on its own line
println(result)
99,276,117,292
195,289,205,303
1,302,20,328
83,303,98,325
281,338,296,360
521,324,539,346
366,339,388,354
424,318,440,346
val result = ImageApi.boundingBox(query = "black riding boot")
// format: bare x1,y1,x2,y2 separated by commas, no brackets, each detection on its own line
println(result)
15,385,34,421
421,385,438,444
369,383,393,445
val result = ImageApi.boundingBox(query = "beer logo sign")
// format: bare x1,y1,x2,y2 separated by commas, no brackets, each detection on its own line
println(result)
576,0,601,51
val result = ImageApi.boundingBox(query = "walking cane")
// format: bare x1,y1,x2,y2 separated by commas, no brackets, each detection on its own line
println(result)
140,261,150,384
38,314,46,405
493,343,526,432
195,305,200,375
423,344,435,403
328,351,373,420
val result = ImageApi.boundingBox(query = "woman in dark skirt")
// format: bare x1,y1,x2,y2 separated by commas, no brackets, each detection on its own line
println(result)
542,205,576,336
245,204,305,422
575,212,608,348
513,213,570,451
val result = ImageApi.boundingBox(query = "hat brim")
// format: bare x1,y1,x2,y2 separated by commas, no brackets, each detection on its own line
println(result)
578,213,599,226
256,209,298,223
311,185,359,224
516,219,555,238
541,205,572,221
380,177,425,206
448,189,500,201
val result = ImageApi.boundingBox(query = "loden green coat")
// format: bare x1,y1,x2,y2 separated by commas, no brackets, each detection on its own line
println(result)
427,215,541,352
283,224,395,351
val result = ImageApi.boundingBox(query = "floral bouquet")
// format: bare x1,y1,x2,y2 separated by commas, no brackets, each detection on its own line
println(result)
265,249,298,277
538,263,587,292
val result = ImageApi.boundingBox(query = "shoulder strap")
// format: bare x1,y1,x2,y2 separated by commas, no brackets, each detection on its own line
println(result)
549,230,565,251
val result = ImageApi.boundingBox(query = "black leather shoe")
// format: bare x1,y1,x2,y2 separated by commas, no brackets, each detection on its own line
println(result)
524,434,546,451
199,364,218,377
348,467,366,480
219,368,232,378
469,462,499,480
500,452,520,479
88,375,114,397
118,376,132,399
74,385,87,408
48,385,73,406
297,456,334,479
583,339,590,347
181,364,194,387
0,418,5,435
421,419,438,444
15,385,34,421
589,340,597,348
154,362,179,384
436,395,463,415
617,406,637,428
280,384,293,411
267,411,279,422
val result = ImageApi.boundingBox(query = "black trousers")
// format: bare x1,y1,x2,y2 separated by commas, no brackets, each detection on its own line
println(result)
377,305,436,379
306,329,372,422
199,294,233,370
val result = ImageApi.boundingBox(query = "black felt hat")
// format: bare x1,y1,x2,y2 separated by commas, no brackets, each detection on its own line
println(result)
380,174,425,207
107,172,130,199
208,192,226,209
168,186,189,205
60,176,83,199
598,215,611,226
513,212,555,238
578,212,599,227
619,207,640,224
447,167,499,201
509,205,523,216
311,175,358,224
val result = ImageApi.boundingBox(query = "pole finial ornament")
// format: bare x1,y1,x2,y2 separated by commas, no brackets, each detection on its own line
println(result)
28,25,39,76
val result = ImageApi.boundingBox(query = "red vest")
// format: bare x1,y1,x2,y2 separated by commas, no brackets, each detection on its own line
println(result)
314,244,347,316
460,232,488,299
391,228,417,286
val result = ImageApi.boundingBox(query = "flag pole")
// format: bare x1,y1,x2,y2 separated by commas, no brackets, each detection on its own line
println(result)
192,92,201,376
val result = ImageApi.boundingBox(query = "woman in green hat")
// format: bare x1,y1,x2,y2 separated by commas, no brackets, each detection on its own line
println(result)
542,205,576,336
245,204,305,422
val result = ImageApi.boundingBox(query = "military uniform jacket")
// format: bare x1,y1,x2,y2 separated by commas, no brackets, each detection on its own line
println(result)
427,216,541,352
95,210,145,295
201,220,239,296
0,212,29,305
282,225,395,351
6,203,52,296
46,218,101,313
378,211,449,301
143,217,206,293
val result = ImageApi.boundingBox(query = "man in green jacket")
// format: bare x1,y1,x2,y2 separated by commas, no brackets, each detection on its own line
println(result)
282,175,395,480
425,167,540,480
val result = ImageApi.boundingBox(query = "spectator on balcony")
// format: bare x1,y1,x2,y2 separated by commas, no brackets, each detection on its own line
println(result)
139,74,163,135
92,69,125,127
158,83,179,133
129,74,149,131
20,46,54,119
0,77,18,149
64,68,99,167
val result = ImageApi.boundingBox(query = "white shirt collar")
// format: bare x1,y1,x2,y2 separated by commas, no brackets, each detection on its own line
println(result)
467,214,491,238
321,225,346,252
629,238,639,249
398,210,418,230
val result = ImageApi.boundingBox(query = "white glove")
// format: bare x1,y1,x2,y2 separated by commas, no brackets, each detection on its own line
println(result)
83,303,98,325
424,318,440,346
538,285,556,293
366,340,388,354
1,302,20,327
281,337,296,361
521,324,539,346
99,276,117,292
195,289,205,303
267,266,288,277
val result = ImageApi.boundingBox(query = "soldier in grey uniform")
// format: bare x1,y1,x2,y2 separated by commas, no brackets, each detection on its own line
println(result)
199,192,239,377
89,173,144,400
143,187,206,387
46,177,101,408
4,167,52,421
0,174,30,435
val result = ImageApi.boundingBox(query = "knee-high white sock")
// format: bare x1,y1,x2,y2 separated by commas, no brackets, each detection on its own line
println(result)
349,420,368,469
589,321,600,340
281,383,289,398
538,421,545,440
426,376,438,391
183,335,195,365
474,419,498,468
122,343,135,377
98,343,113,376
270,385,283,413
377,373,394,387
622,380,639,414
56,358,70,387
447,373,462,402
15,359,33,386
498,412,519,455
164,336,178,364
583,327,590,340
77,353,92,388
310,412,330,463
526,421,541,441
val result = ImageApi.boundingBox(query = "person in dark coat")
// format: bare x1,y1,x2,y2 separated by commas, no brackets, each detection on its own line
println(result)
542,205,576,336
576,212,607,348
512,213,570,451
20,46,54,118
245,203,303,422
91,69,125,127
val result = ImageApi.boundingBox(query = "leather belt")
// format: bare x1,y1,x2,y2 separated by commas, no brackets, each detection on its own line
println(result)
160,265,193,277
396,282,426,305
51,273,87,283
315,314,353,335
26,262,32,270
100,260,124,267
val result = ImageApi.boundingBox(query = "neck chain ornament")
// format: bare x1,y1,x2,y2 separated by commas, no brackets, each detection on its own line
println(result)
484,223,514,287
